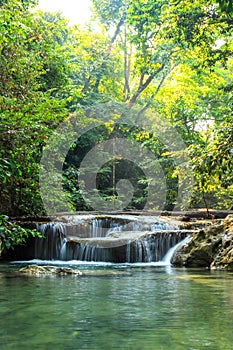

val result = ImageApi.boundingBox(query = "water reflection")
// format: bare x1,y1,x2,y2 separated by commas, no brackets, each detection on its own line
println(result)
0,264,233,350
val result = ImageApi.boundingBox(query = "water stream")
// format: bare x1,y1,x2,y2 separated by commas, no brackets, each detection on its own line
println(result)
1,263,233,350
1,215,232,349
33,215,191,263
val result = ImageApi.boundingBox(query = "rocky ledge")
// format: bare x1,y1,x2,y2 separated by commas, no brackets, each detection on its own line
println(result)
172,215,233,270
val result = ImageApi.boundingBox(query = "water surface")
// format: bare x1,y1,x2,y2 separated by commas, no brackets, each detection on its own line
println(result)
1,262,233,350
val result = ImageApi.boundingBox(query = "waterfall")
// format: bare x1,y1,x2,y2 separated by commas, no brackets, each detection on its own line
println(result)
162,235,191,265
35,223,65,260
91,218,121,237
33,215,191,263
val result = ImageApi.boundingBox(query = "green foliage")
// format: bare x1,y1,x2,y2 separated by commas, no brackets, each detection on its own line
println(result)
92,0,126,27
1,0,233,216
0,214,41,251
0,0,69,215
215,0,233,15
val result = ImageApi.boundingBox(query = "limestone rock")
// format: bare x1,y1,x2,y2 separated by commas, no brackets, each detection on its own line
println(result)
19,265,82,276
172,215,233,270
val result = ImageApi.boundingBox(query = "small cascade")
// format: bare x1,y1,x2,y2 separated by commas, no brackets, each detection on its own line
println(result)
151,223,179,231
91,219,121,237
33,215,192,263
60,238,67,260
91,219,105,238
162,235,191,265
65,242,111,262
35,223,66,260
120,231,187,263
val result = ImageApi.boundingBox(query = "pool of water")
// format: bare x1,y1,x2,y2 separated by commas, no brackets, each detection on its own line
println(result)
1,262,233,350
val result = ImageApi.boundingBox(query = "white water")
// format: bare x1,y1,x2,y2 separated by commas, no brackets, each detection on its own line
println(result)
162,235,190,264
29,215,195,263
13,235,190,267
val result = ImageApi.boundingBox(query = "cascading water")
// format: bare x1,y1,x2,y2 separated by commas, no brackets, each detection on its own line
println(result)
35,223,66,260
33,215,192,264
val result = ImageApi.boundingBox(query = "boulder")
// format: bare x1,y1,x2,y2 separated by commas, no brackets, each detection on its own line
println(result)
172,215,233,270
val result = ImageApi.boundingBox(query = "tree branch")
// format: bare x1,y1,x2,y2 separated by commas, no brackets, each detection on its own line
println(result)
127,62,166,108
136,63,178,116
123,25,131,101
93,14,126,93
137,74,167,116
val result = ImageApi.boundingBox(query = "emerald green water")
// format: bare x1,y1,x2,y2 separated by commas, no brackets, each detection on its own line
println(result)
1,263,233,350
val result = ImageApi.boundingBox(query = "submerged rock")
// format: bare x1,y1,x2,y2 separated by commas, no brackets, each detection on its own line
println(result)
172,215,233,270
18,265,132,277
19,265,82,276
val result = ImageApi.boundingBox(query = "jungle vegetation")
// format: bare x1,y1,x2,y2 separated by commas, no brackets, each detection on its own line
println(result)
0,0,233,224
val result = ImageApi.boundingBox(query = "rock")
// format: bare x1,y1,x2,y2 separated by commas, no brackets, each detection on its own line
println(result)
172,215,233,270
19,265,82,276
18,265,131,277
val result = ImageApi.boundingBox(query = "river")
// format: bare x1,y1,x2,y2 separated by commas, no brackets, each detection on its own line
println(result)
1,262,233,349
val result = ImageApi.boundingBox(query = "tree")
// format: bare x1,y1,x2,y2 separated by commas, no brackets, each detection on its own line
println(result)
0,0,68,215
1,0,233,218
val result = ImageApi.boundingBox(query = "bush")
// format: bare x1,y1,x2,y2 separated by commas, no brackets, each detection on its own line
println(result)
0,214,41,252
